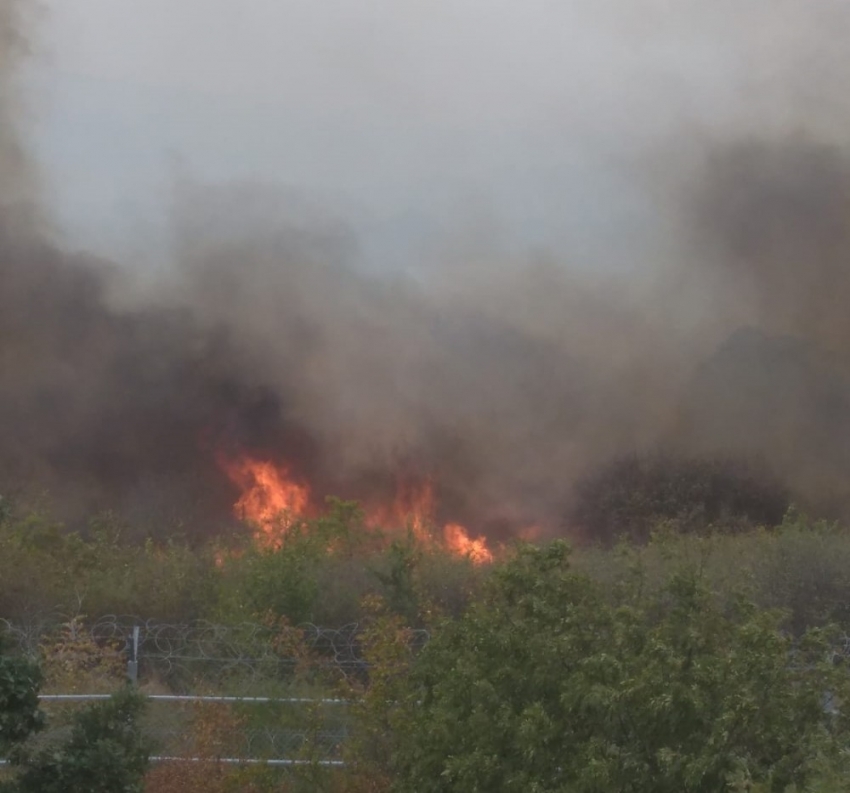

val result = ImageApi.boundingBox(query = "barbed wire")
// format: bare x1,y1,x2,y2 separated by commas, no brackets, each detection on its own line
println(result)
1,616,430,688
0,617,53,655
0,617,425,766
9,618,850,767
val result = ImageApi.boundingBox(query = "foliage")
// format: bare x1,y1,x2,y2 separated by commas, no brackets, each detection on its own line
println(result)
370,541,421,625
339,596,422,792
570,511,850,636
143,702,277,793
571,454,790,544
392,541,849,793
0,634,43,756
753,509,850,634
214,499,376,624
213,499,481,627
0,494,474,632
7,497,850,790
39,615,126,694
9,686,150,793
0,505,213,624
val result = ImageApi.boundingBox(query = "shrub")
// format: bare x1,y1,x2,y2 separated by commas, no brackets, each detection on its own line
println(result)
0,634,43,756
10,686,150,793
570,454,790,544
393,542,849,793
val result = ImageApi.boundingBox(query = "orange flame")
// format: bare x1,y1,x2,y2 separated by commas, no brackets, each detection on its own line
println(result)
218,455,310,547
365,479,436,542
219,454,493,563
443,523,494,564
367,479,493,564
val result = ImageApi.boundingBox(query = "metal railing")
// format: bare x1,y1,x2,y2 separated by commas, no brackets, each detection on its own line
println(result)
1,616,428,686
0,616,428,769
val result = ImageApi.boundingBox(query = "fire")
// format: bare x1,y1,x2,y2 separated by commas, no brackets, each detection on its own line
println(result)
443,523,494,564
218,455,310,547
218,454,494,563
366,479,493,564
365,479,436,541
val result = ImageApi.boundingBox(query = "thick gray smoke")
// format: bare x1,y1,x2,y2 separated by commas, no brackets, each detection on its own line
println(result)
672,140,850,515
5,0,850,538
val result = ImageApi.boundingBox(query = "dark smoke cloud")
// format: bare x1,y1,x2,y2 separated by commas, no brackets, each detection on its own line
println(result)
670,139,850,515
5,0,850,538
690,140,850,346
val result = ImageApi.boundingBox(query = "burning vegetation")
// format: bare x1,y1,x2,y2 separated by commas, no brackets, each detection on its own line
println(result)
217,452,494,562
217,455,310,540
3,0,850,553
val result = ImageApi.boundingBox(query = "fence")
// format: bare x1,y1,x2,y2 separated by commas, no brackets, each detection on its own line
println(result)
0,616,430,768
1,616,409,684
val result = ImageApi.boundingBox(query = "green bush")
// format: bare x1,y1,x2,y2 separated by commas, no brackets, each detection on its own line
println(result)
0,635,43,756
571,512,850,636
750,510,850,634
393,542,849,793
0,504,215,624
10,686,150,793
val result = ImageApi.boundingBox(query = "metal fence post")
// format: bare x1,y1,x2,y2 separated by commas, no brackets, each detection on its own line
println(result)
127,625,139,683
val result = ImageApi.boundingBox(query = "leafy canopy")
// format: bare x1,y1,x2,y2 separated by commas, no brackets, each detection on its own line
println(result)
393,541,849,793
9,686,150,793
0,635,43,755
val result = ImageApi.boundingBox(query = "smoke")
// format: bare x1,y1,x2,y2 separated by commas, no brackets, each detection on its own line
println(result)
0,0,36,214
5,0,850,538
670,139,850,514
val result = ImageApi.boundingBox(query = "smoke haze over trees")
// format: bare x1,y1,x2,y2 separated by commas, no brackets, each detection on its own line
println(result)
4,0,850,539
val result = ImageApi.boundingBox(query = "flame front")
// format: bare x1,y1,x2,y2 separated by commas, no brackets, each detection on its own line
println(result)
443,523,494,564
219,454,493,563
365,479,436,541
366,479,494,564
218,455,310,546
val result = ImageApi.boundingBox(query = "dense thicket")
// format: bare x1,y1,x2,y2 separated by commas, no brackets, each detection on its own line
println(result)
393,543,850,793
4,497,850,790
570,454,791,544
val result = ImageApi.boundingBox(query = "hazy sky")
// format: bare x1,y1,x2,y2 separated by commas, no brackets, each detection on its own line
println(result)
26,1,842,267
10,1,850,532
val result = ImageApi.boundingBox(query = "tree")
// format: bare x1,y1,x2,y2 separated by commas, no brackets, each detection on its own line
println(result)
0,634,43,756
11,686,150,793
571,454,790,544
392,542,848,793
